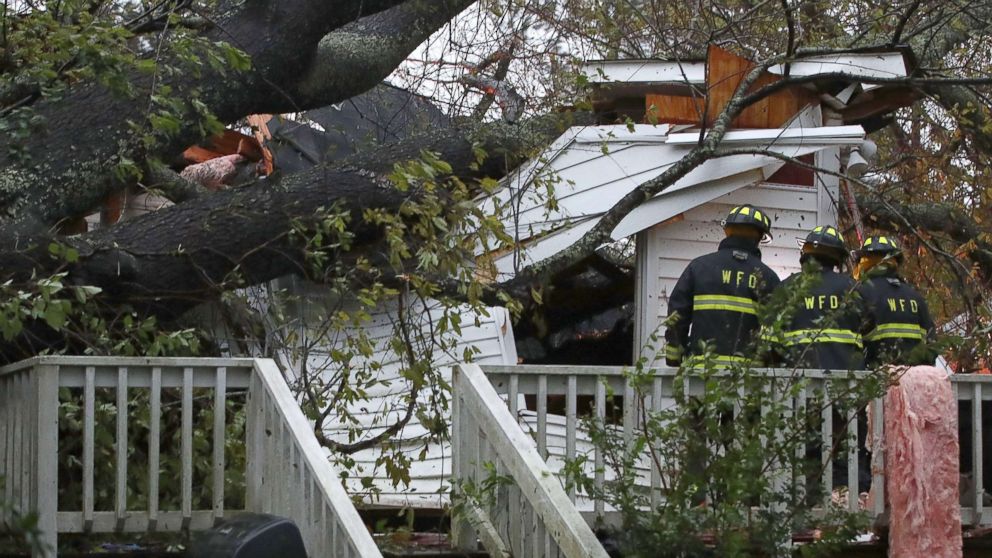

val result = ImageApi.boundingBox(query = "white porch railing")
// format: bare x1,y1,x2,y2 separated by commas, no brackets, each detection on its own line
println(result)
452,363,611,558
453,363,992,557
0,356,383,558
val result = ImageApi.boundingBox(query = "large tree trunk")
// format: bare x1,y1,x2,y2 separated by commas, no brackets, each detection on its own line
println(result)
0,0,470,230
1,114,586,321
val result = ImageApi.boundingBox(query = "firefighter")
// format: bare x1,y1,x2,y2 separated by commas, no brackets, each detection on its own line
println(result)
774,226,866,371
664,204,780,367
854,235,936,367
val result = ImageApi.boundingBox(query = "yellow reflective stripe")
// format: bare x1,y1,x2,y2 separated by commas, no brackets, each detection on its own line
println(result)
784,328,863,347
685,354,751,368
865,323,925,341
758,326,784,344
665,344,682,358
692,295,757,315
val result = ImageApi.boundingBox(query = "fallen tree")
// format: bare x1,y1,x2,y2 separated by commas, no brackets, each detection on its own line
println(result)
2,0,992,364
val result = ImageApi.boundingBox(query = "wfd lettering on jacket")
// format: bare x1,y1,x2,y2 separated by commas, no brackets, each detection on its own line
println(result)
887,298,920,313
720,269,760,288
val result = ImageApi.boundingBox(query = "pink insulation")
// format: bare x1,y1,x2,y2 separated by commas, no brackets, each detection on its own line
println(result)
884,365,961,558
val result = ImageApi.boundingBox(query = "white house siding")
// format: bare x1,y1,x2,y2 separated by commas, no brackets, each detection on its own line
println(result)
488,120,861,281
634,181,839,359
281,297,518,508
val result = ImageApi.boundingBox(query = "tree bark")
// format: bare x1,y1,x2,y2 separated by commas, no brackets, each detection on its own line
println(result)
0,112,589,320
856,193,992,282
0,0,426,230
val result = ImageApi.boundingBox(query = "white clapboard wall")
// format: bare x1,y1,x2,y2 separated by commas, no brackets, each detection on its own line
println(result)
487,108,861,283
633,160,841,363
280,294,518,508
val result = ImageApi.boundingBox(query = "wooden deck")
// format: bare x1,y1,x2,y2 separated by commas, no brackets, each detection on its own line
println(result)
0,357,384,558
451,363,992,558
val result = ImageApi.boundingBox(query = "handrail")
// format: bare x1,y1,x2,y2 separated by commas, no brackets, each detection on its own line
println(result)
248,359,383,558
472,364,992,530
481,364,885,517
452,363,611,558
0,356,383,558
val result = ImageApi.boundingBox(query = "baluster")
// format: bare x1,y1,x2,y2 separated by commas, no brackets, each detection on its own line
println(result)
507,482,521,556
13,373,23,512
4,375,15,515
871,396,885,519
149,367,161,531
0,376,7,524
595,379,606,517
821,380,833,505
795,383,807,507
318,500,327,558
509,374,519,417
650,376,663,508
519,486,531,556
212,367,227,522
623,375,635,450
181,367,193,528
34,363,59,555
537,375,548,459
566,375,577,503
974,382,984,525
847,401,858,511
450,382,472,550
275,420,285,516
297,444,306,538
83,366,95,532
264,396,276,515
116,367,129,530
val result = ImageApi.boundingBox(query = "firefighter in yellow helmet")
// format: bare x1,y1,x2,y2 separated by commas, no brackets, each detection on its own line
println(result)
772,226,866,370
664,204,780,367
854,235,935,367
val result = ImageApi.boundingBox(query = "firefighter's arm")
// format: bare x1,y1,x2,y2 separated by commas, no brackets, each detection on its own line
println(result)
855,283,877,339
758,278,790,366
759,267,782,299
919,297,936,342
919,297,939,363
664,264,695,366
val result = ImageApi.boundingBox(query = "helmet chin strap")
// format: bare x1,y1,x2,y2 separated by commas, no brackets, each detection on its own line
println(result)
723,224,763,241
801,245,844,269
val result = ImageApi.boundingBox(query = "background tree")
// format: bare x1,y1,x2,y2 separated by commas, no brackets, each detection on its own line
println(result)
1,1,992,505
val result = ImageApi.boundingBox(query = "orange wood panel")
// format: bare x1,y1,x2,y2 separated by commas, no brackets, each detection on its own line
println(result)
705,45,812,129
645,94,705,124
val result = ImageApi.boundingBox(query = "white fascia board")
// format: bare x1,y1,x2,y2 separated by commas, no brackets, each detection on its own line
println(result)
573,124,672,144
768,52,907,89
610,168,769,240
496,132,856,248
665,125,865,145
582,59,705,84
494,218,599,279
477,126,584,216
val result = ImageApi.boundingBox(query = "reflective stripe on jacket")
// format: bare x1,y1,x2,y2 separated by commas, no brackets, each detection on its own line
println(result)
664,236,780,364
774,265,866,371
857,271,935,367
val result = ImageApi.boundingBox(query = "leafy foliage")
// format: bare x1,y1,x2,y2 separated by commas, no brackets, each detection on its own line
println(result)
561,324,892,557
241,148,519,497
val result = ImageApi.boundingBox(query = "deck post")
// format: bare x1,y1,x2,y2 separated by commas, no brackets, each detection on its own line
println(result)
33,364,59,558
450,365,476,550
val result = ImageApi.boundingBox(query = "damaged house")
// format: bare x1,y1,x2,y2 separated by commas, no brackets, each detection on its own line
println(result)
76,47,918,513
